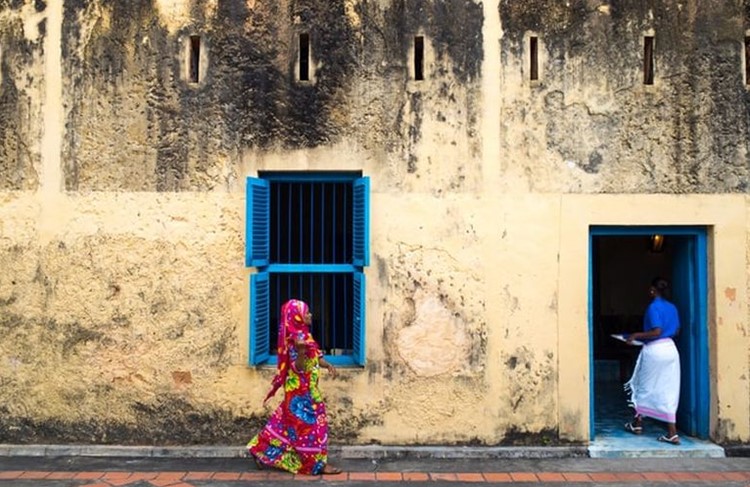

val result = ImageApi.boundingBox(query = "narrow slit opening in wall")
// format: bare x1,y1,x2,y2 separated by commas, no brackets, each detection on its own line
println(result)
414,36,424,81
189,35,200,83
299,33,310,81
643,35,654,85
530,36,539,81
745,36,750,86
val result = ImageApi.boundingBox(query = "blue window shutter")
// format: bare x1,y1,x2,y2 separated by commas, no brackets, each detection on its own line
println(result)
249,271,270,365
352,271,366,365
246,177,270,267
352,176,370,267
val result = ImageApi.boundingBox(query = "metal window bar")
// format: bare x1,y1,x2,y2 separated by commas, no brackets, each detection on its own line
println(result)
343,189,349,261
268,273,353,355
332,184,337,262
320,183,326,262
309,184,314,263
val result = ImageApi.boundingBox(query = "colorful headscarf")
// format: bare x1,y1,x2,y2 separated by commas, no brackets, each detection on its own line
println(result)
264,299,320,403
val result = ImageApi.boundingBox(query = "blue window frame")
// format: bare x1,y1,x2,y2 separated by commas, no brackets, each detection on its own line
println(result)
246,172,369,366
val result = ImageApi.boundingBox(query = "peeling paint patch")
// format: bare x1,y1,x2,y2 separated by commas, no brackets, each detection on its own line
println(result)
383,244,486,377
171,370,193,387
503,347,556,423
395,290,469,377
724,287,736,302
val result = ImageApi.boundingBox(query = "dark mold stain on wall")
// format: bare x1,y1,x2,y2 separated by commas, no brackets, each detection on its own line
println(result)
0,0,25,9
384,0,484,83
0,312,108,362
0,340,365,444
0,395,265,445
63,0,360,191
209,0,356,149
362,0,483,178
283,1,357,147
63,0,163,190
61,0,484,191
327,396,384,441
0,12,42,190
499,0,587,49
501,0,750,194
499,426,568,446
0,68,33,190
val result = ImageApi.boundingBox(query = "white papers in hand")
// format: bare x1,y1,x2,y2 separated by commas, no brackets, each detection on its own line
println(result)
610,334,644,346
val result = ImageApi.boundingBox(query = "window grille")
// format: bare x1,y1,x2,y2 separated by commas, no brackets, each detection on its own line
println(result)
270,181,352,264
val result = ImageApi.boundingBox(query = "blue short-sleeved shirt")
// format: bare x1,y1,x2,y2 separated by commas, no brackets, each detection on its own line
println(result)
644,297,680,339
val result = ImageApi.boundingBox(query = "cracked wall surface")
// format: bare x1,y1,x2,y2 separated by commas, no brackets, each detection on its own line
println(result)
0,0,749,446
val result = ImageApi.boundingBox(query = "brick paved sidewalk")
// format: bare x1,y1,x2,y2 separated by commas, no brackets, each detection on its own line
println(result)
1,451,749,486
1,468,750,486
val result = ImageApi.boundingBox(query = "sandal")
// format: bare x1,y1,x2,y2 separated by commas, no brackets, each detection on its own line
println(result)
251,454,266,470
658,434,681,445
624,421,643,435
321,464,343,475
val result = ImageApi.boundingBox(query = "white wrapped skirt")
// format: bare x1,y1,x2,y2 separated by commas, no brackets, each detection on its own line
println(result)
624,338,680,423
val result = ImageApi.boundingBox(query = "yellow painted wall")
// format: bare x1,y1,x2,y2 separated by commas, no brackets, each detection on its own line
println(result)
0,0,748,446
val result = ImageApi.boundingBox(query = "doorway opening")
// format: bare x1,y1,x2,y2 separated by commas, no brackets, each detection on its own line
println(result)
589,226,711,449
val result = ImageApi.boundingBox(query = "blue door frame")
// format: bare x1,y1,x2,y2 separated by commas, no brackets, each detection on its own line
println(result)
588,226,709,439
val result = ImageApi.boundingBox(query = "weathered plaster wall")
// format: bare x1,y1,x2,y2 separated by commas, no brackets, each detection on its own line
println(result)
498,0,749,194
62,0,483,194
0,0,749,447
0,0,44,190
0,193,262,443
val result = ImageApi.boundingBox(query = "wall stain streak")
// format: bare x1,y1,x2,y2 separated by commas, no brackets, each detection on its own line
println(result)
0,9,42,190
0,396,265,445
501,0,749,194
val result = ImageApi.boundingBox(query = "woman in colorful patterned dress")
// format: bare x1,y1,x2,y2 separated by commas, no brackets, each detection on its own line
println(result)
248,299,341,475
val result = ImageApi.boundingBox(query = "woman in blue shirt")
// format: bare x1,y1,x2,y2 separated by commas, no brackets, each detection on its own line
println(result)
624,277,681,445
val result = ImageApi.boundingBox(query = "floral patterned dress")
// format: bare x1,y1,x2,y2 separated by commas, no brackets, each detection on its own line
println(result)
248,300,330,475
